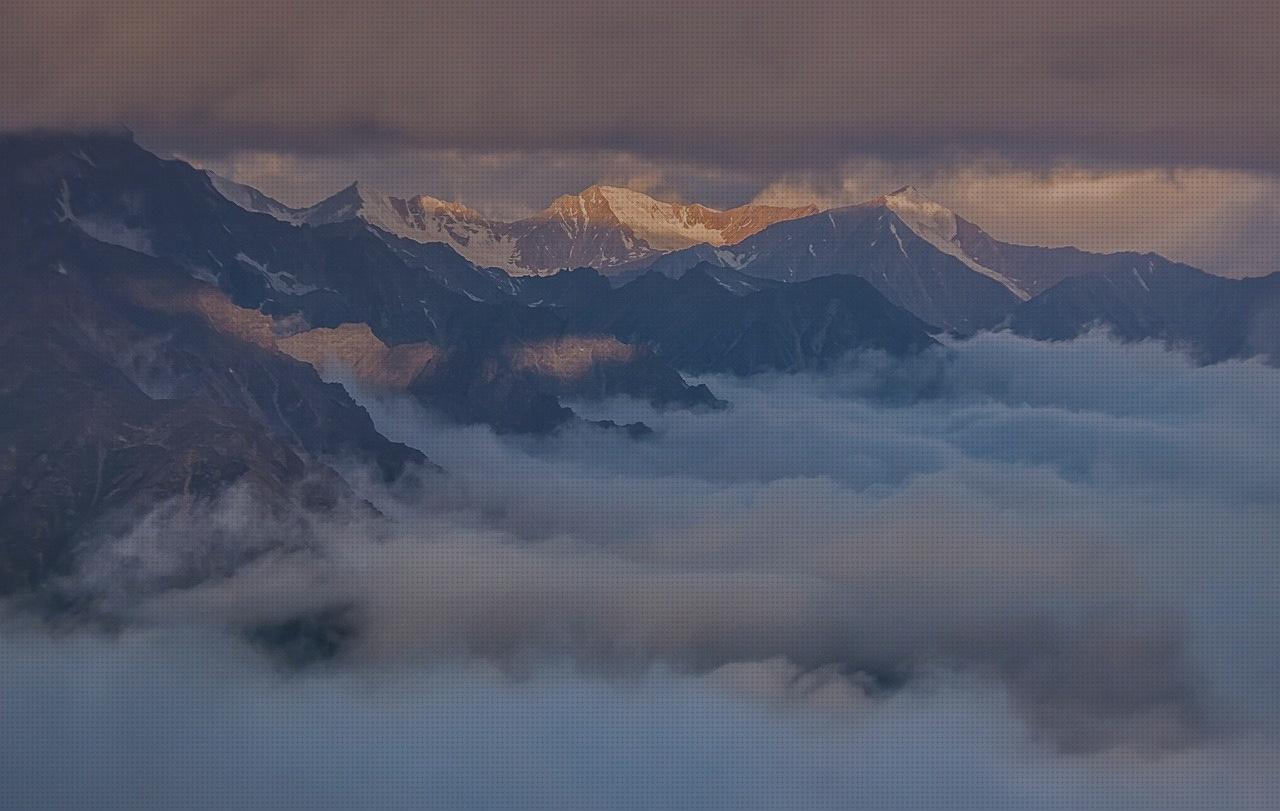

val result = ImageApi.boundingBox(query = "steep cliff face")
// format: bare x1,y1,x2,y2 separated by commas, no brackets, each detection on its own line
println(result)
0,233,427,593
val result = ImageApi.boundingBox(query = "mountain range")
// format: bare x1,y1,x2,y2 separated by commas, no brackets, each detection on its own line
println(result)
210,173,818,275
0,133,930,592
1007,260,1280,363
212,176,1234,335
617,186,1226,333
3,129,1277,598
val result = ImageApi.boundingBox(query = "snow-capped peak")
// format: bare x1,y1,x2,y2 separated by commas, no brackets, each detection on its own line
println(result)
590,186,725,250
404,194,489,224
540,185,818,252
204,170,306,223
880,186,1031,301
882,186,960,243
211,174,816,276
302,182,406,234
590,185,668,215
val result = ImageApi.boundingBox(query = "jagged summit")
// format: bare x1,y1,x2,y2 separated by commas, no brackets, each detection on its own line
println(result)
880,185,958,236
408,193,485,220
304,181,402,229
879,185,952,211
875,185,1032,301
535,184,819,252
207,167,808,275
321,180,385,205
538,185,718,249
211,177,820,273
204,170,305,222
312,183,484,222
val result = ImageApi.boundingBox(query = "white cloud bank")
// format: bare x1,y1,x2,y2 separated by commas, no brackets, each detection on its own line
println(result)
4,331,1279,808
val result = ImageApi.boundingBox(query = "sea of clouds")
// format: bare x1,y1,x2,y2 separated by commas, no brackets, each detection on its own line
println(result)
3,331,1278,809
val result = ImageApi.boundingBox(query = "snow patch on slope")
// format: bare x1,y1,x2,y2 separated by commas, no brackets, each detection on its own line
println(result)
884,187,1031,301
206,171,305,224
713,247,752,269
592,186,724,251
300,184,522,270
235,252,319,295
213,175,814,276
56,179,156,256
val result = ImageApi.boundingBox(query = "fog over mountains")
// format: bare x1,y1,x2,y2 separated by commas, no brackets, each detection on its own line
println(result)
0,132,933,591
5,0,1278,806
4,129,1280,592
3,129,1279,810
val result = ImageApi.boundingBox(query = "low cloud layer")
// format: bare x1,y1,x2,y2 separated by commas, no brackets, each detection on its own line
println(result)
4,629,1279,810
7,332,1273,800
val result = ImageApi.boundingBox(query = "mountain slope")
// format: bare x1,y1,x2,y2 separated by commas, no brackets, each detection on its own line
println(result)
205,170,306,223
297,182,524,270
0,230,427,593
520,185,816,257
602,266,937,375
1007,262,1280,364
879,187,1030,300
630,196,1024,332
516,263,937,375
623,187,1219,333
0,132,718,434
3,132,942,431
0,132,949,592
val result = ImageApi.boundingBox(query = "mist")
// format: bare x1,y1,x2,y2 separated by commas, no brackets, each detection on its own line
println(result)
5,331,1279,807
5,628,1279,811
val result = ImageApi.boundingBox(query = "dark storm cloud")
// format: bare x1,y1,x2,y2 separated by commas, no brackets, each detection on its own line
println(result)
3,0,1277,172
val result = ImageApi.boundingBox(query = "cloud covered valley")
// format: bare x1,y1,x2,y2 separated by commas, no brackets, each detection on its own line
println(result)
3,331,1278,809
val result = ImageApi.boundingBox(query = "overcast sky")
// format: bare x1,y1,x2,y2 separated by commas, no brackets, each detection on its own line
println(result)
5,0,1280,275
